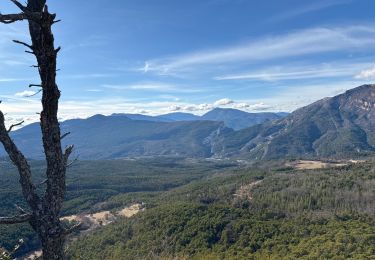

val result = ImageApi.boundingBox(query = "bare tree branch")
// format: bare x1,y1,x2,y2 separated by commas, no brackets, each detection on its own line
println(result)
0,111,40,210
66,156,78,168
37,178,48,188
13,39,33,50
60,132,70,140
63,222,82,236
29,84,42,88
25,89,42,97
63,145,74,164
0,12,28,24
10,0,28,12
0,213,32,224
14,204,28,214
7,120,24,133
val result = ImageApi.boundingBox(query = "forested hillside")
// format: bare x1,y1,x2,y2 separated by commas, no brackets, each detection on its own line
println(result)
66,160,375,259
2,157,374,259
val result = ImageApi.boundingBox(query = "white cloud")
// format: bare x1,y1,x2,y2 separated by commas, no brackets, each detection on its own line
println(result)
232,102,273,111
139,62,150,73
159,99,272,114
248,102,273,111
130,83,177,91
64,73,116,80
215,62,375,81
355,67,375,80
159,95,181,101
2,60,29,66
86,89,103,92
169,99,235,112
214,98,234,106
0,77,33,82
192,104,213,111
169,105,183,111
142,26,375,75
102,82,203,93
233,103,250,109
15,90,37,97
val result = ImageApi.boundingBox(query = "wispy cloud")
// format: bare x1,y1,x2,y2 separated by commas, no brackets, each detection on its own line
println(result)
0,24,32,68
102,82,203,93
63,73,116,80
0,77,34,82
235,80,365,112
268,0,352,23
158,94,181,101
15,90,37,97
215,62,375,81
0,25,28,45
141,26,375,76
85,89,104,92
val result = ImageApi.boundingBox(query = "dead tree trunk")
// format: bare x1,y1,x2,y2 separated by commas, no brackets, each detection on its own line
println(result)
0,1,74,259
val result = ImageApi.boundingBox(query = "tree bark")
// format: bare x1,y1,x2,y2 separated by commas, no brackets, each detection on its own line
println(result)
0,1,72,259
40,229,65,260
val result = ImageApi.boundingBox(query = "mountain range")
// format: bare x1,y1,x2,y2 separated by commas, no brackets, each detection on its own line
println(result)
0,108,284,159
1,84,374,160
112,108,285,130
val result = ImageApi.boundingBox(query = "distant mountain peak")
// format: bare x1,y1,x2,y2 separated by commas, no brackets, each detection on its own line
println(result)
202,108,286,130
344,84,375,94
156,112,201,121
107,109,288,130
210,107,238,112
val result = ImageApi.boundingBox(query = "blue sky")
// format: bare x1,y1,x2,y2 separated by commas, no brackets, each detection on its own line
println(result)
1,0,375,124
